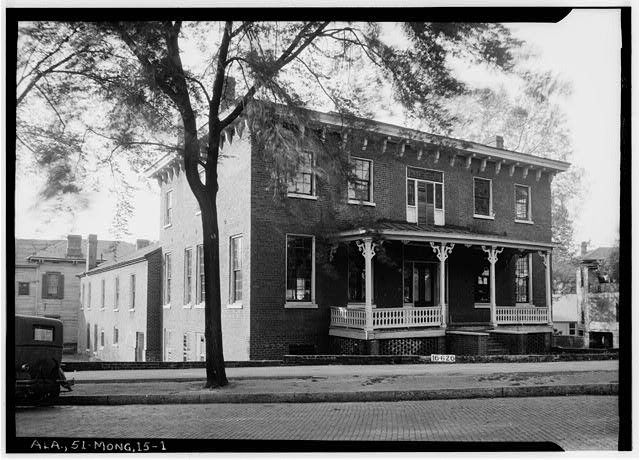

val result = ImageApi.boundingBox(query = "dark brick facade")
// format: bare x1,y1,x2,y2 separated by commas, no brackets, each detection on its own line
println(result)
145,248,163,361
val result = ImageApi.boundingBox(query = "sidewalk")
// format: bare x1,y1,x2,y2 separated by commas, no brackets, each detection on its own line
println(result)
57,360,619,405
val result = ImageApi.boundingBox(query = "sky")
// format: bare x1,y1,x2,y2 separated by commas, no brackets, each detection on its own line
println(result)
13,9,623,251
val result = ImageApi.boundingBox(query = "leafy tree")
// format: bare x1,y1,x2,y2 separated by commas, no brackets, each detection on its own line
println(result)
16,20,521,387
444,68,585,285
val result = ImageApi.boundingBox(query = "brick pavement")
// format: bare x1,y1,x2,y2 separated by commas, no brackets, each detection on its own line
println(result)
15,396,618,450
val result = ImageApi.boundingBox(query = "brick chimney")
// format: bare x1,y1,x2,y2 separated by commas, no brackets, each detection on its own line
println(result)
136,239,150,250
66,234,82,258
86,234,98,271
581,241,589,256
495,135,504,149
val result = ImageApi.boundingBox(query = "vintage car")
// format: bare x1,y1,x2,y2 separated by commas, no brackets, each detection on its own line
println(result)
15,315,73,404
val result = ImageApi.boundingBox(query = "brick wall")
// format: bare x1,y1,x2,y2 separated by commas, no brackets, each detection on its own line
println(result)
158,135,252,362
145,248,163,361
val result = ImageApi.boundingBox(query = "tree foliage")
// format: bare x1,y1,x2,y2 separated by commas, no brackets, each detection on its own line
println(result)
16,20,521,387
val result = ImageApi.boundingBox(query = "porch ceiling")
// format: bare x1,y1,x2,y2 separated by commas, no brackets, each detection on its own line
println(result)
331,221,555,251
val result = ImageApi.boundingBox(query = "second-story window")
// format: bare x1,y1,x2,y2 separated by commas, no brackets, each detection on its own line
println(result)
130,274,136,309
287,151,315,197
101,279,105,309
230,236,242,304
87,282,92,309
406,167,444,226
473,178,493,218
114,276,120,310
164,190,173,226
348,158,373,203
197,245,206,304
43,272,64,299
515,185,531,221
184,248,193,304
164,253,172,304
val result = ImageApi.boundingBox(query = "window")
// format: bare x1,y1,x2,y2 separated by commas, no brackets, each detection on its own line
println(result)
130,274,136,309
100,279,105,309
197,333,206,362
406,167,444,225
184,248,193,304
114,276,120,310
348,243,366,303
164,253,172,304
197,245,206,304
42,272,63,299
87,282,92,309
113,327,119,345
287,151,315,196
569,322,576,336
515,185,531,221
183,333,191,362
515,254,530,303
474,178,493,218
94,324,98,351
230,236,242,303
86,324,91,351
286,235,314,304
348,158,373,203
164,329,173,361
100,328,105,348
164,190,173,226
18,282,29,296
475,264,490,304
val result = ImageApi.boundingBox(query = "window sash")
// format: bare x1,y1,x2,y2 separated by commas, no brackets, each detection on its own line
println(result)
515,255,530,303
515,185,530,220
101,279,105,308
46,274,59,296
474,178,492,216
184,248,193,304
474,265,490,303
164,190,173,225
164,253,172,304
288,152,314,196
286,235,313,302
230,237,242,303
130,274,136,309
115,276,120,309
197,245,206,303
348,159,372,202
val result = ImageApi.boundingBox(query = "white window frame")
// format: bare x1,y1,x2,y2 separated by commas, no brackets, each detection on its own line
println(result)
114,275,120,311
163,189,173,227
184,247,193,307
195,244,205,308
348,156,375,206
284,234,317,309
473,177,494,220
514,184,533,224
405,166,445,226
100,278,106,310
163,252,172,307
129,273,136,311
287,151,318,200
229,235,243,308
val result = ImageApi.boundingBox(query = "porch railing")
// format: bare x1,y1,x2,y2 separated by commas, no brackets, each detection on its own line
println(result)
330,306,441,330
495,306,549,324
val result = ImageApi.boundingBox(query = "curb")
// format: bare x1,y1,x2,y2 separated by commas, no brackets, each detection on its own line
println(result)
57,383,618,406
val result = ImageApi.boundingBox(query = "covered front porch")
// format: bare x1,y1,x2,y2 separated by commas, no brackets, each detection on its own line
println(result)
327,223,554,355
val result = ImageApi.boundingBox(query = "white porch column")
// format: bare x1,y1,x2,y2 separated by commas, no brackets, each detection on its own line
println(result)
357,238,378,333
430,242,455,328
482,246,504,328
539,251,553,325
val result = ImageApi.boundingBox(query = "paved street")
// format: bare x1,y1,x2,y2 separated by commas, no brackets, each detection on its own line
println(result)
15,396,618,450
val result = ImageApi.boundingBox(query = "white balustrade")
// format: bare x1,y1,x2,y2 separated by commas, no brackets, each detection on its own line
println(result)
495,306,549,324
330,306,441,330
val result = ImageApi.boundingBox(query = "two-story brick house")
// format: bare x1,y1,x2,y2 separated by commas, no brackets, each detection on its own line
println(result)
149,107,569,360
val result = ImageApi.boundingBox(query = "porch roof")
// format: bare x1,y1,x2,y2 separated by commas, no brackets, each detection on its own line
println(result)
331,221,555,251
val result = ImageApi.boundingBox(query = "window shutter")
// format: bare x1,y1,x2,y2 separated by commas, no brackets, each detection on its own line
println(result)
42,274,47,298
58,274,64,299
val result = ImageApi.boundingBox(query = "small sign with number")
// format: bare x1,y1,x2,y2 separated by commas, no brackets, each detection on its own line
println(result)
430,354,455,363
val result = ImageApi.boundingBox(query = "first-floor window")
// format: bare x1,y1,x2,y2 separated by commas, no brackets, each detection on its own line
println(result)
197,245,206,303
348,243,366,302
475,264,490,303
286,235,314,302
197,333,206,362
230,236,242,303
164,329,173,361
569,322,576,336
86,324,91,351
515,254,530,303
113,327,119,345
183,333,191,362
100,329,105,347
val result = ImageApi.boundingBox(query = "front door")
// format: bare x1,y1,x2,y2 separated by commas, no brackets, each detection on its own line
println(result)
135,332,144,362
413,263,436,307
